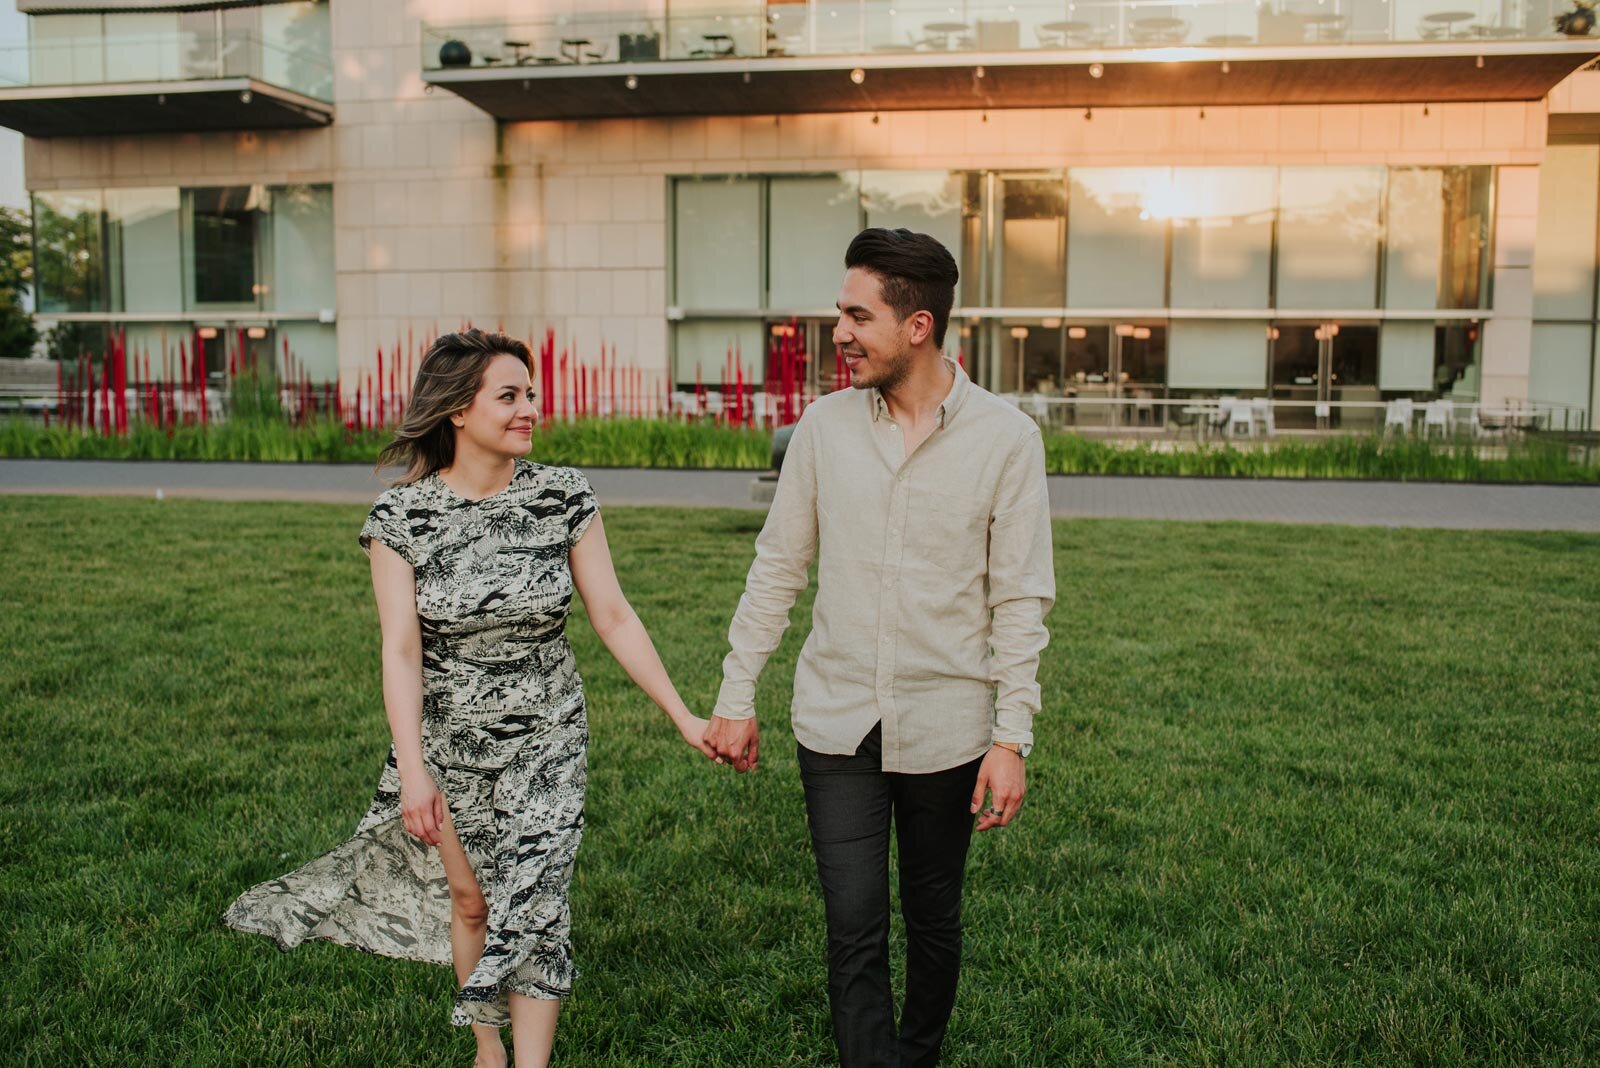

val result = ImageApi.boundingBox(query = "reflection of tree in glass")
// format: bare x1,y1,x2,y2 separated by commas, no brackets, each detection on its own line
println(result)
281,2,333,100
32,193,103,314
0,207,39,356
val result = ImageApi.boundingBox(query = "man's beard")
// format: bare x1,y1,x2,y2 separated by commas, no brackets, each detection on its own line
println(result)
848,344,914,392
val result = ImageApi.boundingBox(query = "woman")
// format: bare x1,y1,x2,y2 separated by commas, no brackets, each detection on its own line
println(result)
223,329,715,1068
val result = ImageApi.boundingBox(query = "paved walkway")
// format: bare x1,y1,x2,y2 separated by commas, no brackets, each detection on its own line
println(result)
2,458,1598,531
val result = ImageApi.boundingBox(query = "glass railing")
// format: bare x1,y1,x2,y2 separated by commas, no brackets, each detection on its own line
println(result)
422,0,1575,70
0,31,333,102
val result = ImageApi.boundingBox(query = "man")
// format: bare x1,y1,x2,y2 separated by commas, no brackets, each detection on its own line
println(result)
704,228,1056,1067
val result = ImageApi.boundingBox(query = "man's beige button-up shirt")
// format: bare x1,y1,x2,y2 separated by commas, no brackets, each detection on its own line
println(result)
712,360,1056,774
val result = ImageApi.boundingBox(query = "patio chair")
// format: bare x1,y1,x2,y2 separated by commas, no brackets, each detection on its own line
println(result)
1210,396,1235,436
1423,398,1452,437
1227,399,1255,438
1250,397,1275,436
1383,398,1414,435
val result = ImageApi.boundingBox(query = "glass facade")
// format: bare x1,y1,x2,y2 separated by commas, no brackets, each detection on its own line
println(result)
32,183,336,379
33,183,334,317
671,166,1493,400
17,2,332,100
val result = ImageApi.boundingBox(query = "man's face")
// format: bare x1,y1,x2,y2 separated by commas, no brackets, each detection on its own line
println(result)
832,267,915,392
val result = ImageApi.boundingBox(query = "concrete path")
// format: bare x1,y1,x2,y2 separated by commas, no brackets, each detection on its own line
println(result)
2,458,1598,532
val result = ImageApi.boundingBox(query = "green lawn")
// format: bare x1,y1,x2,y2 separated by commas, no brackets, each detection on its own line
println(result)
2,498,1597,1066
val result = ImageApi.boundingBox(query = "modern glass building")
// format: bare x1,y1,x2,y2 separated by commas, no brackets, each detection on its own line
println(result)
1,0,1597,428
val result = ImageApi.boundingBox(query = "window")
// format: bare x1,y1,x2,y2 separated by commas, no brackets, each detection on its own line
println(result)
187,187,264,308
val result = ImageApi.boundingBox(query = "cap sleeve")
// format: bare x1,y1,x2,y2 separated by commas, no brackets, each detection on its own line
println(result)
563,469,598,548
359,489,416,565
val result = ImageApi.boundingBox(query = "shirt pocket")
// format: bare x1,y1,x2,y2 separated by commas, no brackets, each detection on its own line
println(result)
905,488,990,574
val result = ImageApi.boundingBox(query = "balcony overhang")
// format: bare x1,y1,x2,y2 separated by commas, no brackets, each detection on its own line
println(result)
0,77,333,137
426,41,1600,121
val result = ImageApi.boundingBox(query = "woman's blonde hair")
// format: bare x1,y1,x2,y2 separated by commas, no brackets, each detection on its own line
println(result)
375,328,534,485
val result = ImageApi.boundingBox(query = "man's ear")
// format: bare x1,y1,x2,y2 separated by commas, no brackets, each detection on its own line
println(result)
907,310,935,347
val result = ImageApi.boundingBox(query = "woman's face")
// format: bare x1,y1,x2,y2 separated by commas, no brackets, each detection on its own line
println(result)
451,353,538,458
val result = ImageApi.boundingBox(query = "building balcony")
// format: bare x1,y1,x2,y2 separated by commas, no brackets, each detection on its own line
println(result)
0,29,333,137
422,1,1600,120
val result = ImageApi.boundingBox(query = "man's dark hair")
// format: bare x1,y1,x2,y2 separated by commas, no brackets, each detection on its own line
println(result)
844,228,960,349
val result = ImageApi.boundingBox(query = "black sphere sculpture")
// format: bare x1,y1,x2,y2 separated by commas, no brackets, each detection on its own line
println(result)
439,39,473,67
1556,1,1595,35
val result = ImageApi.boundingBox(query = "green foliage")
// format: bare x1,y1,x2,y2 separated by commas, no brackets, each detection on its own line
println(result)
3,415,1597,482
2,500,1598,1064
0,205,38,357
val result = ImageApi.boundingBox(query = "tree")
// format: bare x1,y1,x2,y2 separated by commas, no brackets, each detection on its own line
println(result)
0,205,39,358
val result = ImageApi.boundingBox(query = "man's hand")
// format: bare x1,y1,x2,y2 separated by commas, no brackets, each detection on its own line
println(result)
971,746,1025,831
704,715,760,773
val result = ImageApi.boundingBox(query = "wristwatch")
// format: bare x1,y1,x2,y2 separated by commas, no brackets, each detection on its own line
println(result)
992,740,1030,760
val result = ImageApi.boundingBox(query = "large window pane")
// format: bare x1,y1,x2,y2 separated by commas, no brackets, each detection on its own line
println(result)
1441,167,1492,310
769,174,858,310
186,187,264,308
1067,168,1168,309
278,322,339,382
1168,319,1269,389
674,177,761,310
1384,168,1444,309
260,1,332,100
33,190,104,313
1170,168,1274,309
862,170,967,306
998,176,1065,307
106,188,181,313
1378,320,1436,391
1529,322,1594,408
267,184,334,313
1533,145,1600,320
1276,167,1382,310
30,14,102,85
672,318,764,387
104,13,180,82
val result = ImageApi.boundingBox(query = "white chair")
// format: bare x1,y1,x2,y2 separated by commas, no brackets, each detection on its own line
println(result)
1227,398,1254,438
1210,396,1235,436
1384,398,1414,435
1423,399,1452,437
1250,397,1275,437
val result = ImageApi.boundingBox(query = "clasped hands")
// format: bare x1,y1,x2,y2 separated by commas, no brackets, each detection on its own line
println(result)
692,714,1024,831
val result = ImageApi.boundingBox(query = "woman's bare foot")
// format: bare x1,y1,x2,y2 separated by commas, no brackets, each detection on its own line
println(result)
473,1040,507,1068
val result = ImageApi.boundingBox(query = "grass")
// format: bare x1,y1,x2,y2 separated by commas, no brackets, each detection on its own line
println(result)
4,415,1598,482
2,498,1598,1066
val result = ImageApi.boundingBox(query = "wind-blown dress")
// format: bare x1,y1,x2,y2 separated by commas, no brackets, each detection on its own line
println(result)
222,459,599,1028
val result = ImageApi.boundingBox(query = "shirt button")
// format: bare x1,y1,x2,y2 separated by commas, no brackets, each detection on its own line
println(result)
897,473,906,482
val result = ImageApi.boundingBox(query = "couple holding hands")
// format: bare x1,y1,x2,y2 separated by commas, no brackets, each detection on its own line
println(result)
224,228,1055,1068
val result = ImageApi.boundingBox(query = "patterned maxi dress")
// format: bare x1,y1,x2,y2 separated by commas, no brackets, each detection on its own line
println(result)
223,459,599,1028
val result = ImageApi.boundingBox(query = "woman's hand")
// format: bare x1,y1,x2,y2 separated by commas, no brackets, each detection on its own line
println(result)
675,714,718,761
400,772,447,846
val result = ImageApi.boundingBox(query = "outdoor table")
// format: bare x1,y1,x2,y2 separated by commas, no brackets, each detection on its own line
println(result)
1182,405,1218,441
559,37,591,63
701,32,735,56
1133,16,1188,42
1041,19,1094,39
504,39,531,64
924,21,971,49
1422,11,1474,36
1301,13,1347,40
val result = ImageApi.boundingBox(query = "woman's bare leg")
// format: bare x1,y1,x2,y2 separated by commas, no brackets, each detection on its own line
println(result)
508,994,560,1068
435,809,506,1068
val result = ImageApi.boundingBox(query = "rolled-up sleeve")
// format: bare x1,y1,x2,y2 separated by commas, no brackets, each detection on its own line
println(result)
986,426,1055,750
712,412,820,721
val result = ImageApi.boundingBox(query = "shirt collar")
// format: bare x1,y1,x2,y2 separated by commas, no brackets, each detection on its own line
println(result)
871,358,968,428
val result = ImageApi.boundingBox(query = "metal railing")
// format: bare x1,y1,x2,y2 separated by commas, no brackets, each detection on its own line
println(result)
422,0,1572,70
0,31,333,101
999,393,1592,436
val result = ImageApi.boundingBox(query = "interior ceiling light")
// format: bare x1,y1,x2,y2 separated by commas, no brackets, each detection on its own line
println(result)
625,75,638,90
850,67,865,85
1089,62,1104,78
